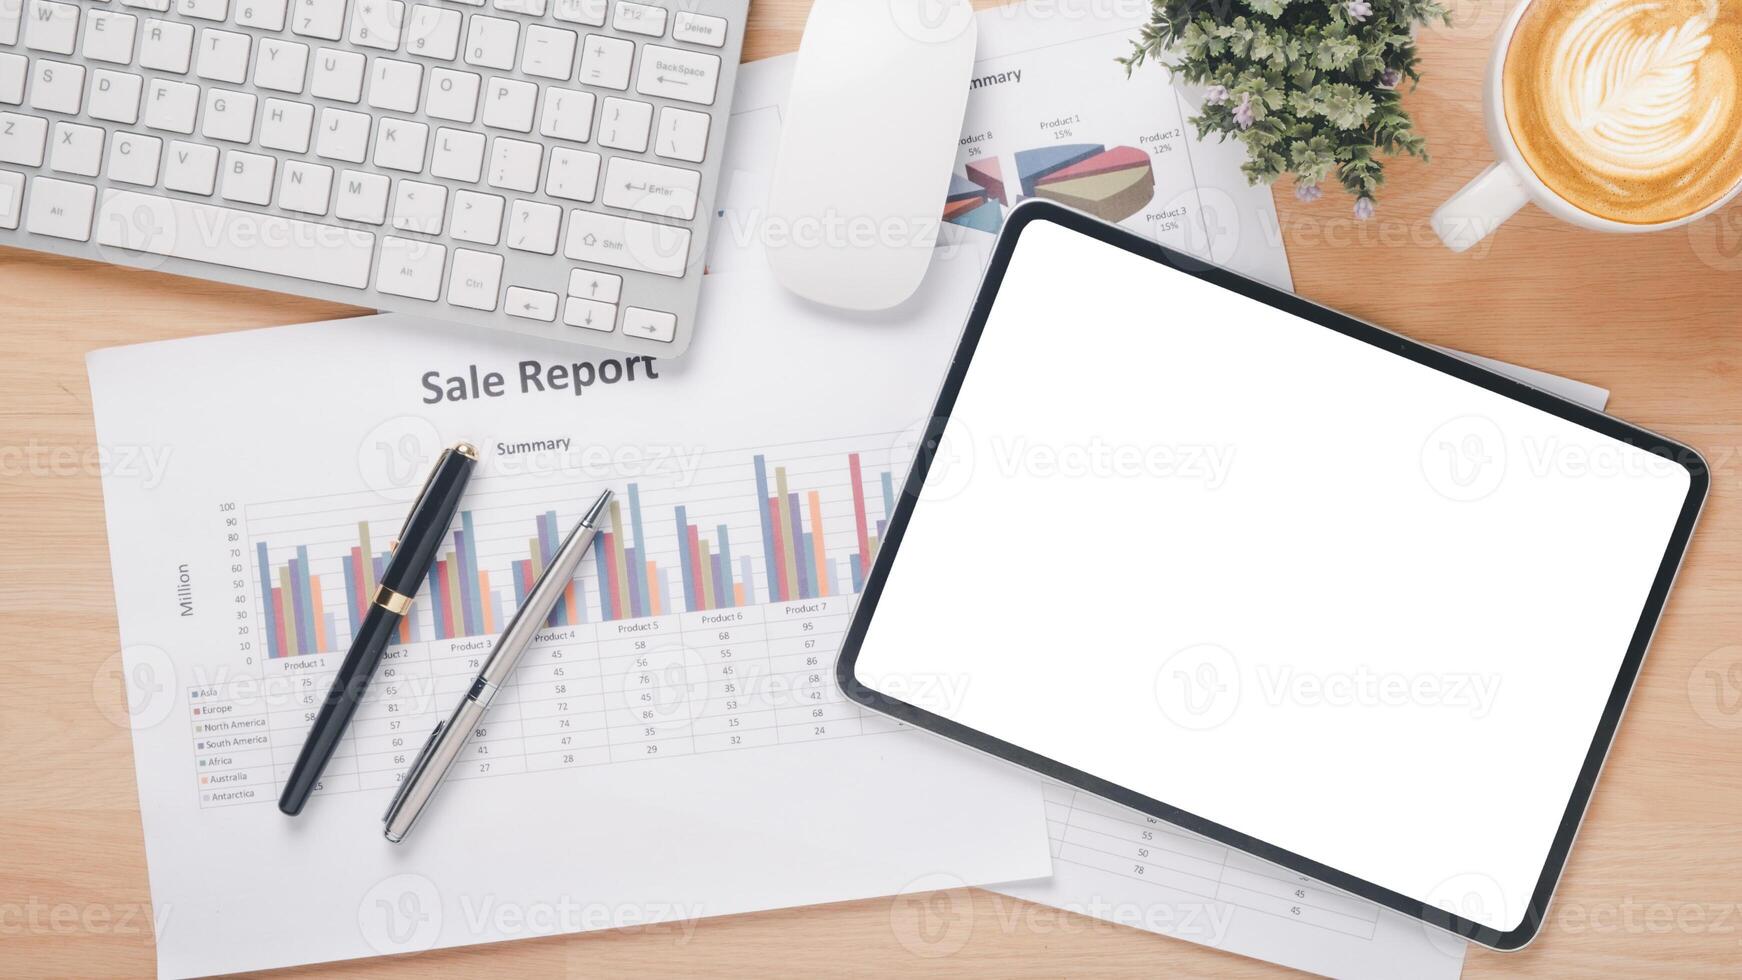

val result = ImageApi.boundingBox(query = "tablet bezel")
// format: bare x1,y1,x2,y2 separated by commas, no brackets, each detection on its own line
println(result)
835,199,1709,951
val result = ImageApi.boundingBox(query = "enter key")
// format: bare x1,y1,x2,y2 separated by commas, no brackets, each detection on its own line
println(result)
602,157,701,221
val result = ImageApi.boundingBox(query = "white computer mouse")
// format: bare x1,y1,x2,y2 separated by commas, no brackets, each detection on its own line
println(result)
764,0,978,311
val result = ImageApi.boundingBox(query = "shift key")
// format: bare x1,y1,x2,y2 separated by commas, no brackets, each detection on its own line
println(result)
563,209,691,278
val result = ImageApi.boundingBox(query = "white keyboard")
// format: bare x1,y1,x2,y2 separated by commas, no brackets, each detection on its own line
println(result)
0,0,745,356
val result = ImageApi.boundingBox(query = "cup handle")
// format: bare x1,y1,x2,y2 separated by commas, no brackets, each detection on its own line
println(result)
1432,163,1531,252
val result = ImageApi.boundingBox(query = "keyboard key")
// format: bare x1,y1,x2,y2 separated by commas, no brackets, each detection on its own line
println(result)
545,146,597,201
349,0,405,51
0,2,19,46
577,34,631,90
366,58,421,113
520,25,575,80
404,5,460,60
376,234,446,299
195,29,251,84
506,286,557,321
613,2,665,36
291,0,348,41
563,209,689,277
162,140,217,193
82,10,139,65
636,44,720,105
202,89,257,143
373,117,428,172
176,0,229,22
310,47,365,102
334,169,389,222
654,105,708,163
88,70,143,124
481,76,535,132
315,106,370,161
430,127,484,181
119,0,172,11
220,148,275,204
49,120,103,176
563,295,613,331
25,1,80,56
538,87,592,142
390,177,445,232
492,0,545,16
237,0,289,30
259,98,314,152
0,169,24,229
486,136,540,192
138,20,193,73
25,175,95,240
602,157,698,220
0,112,48,166
552,0,605,27
29,60,84,114
0,54,26,105
672,10,727,47
98,188,376,285
622,307,676,343
448,188,501,243
255,38,310,93
105,132,162,186
446,247,501,310
426,67,479,121
277,159,333,214
143,79,198,133
464,16,518,71
505,197,558,253
597,96,650,152
566,268,618,302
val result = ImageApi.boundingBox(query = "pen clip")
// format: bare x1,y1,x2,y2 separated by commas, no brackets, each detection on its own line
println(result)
384,719,446,824
391,447,454,546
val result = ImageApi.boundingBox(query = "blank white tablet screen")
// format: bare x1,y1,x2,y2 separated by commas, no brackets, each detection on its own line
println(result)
851,218,1691,932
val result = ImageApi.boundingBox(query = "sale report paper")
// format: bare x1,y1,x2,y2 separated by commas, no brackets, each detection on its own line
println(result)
89,241,1061,974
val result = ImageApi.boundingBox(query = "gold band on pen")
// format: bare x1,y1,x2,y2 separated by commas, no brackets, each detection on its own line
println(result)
453,442,479,460
372,584,414,614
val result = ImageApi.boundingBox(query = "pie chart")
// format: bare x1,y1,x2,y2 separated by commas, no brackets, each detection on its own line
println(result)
1016,144,1155,223
944,171,1005,234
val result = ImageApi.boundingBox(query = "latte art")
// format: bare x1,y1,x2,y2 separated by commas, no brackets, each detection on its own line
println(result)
1504,0,1742,224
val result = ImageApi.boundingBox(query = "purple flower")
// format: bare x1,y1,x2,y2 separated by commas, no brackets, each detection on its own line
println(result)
1233,92,1256,129
1380,68,1403,88
1347,0,1373,21
1204,84,1230,105
1353,197,1376,220
1296,182,1323,203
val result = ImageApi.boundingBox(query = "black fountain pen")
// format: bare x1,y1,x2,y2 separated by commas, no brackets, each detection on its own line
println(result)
278,441,480,816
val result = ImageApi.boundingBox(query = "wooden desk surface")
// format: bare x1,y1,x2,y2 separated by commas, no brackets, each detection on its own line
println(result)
3,0,1739,976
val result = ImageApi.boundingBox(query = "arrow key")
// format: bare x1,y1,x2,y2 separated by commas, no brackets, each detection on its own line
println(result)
567,268,620,303
563,295,616,332
507,286,558,322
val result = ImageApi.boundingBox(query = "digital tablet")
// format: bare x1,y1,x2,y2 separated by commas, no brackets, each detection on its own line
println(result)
838,200,1706,950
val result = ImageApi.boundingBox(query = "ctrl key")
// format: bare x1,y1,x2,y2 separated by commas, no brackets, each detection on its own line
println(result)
623,307,676,343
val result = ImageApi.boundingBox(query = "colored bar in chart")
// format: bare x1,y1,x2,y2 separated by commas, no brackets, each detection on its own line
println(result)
256,542,337,658
423,510,510,640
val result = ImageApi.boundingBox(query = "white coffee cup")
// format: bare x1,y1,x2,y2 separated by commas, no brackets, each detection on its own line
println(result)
1432,0,1742,252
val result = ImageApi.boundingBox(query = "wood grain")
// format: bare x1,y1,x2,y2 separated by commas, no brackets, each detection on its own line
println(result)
3,0,1740,976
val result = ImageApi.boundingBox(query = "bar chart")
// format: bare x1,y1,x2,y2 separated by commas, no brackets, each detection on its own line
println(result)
201,433,916,808
249,436,902,656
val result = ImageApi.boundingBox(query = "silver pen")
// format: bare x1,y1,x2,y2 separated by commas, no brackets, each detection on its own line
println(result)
384,489,613,843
